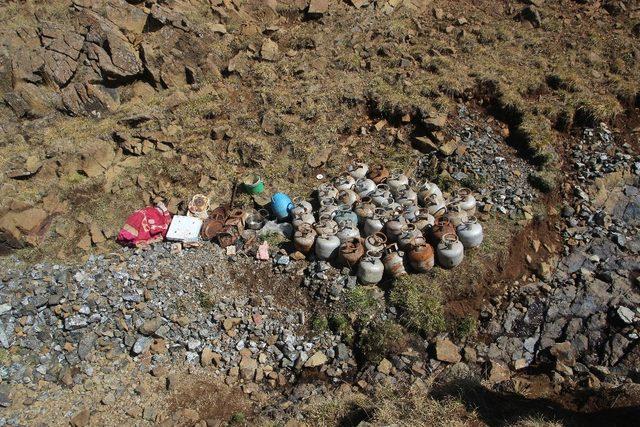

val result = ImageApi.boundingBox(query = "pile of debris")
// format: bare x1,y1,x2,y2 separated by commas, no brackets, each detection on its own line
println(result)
116,162,484,288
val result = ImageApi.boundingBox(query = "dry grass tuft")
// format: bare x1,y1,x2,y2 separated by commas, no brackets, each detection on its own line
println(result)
305,383,479,427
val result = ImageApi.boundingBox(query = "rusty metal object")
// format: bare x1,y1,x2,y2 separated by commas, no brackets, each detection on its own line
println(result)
338,237,365,268
382,243,407,277
201,219,225,240
364,231,387,254
209,206,228,221
430,217,455,245
368,163,389,184
225,209,245,234
407,239,435,272
188,194,210,218
217,225,238,248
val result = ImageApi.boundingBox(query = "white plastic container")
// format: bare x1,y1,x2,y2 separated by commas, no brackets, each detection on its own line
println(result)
166,215,203,243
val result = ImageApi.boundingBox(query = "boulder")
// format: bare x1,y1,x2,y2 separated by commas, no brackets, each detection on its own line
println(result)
4,83,62,118
549,341,576,366
487,360,510,383
105,0,149,34
70,409,91,427
62,82,119,116
434,338,461,363
0,207,49,248
422,113,448,130
377,358,392,375
521,6,542,27
308,0,329,15
139,317,162,336
261,39,279,61
617,306,635,324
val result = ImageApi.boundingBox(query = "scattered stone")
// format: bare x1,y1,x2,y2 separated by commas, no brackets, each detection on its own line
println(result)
616,306,635,324
377,358,392,375
487,360,510,383
439,140,458,157
239,356,257,380
70,409,91,427
132,336,153,355
201,347,216,366
261,39,279,61
143,406,158,422
139,317,162,336
305,351,328,368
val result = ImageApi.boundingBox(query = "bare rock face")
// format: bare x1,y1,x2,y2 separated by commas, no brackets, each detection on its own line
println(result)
62,82,119,117
1,0,223,119
0,207,50,249
40,22,85,87
5,82,62,118
83,22,143,81
2,1,162,118
104,0,149,34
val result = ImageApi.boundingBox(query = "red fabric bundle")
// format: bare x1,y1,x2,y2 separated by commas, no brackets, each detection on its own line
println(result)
117,205,172,247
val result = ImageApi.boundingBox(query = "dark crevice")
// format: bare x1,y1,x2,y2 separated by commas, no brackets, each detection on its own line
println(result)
143,15,164,33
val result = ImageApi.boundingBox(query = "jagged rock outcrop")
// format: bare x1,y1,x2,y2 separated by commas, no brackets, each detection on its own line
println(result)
1,0,206,119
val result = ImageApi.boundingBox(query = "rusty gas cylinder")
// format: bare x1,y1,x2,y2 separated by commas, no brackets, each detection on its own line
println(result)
294,222,317,254
368,163,390,184
338,237,365,268
430,217,455,245
382,243,407,277
407,239,435,273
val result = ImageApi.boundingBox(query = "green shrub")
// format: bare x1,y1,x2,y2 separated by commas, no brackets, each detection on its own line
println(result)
328,313,355,345
229,412,246,425
390,276,445,336
311,314,329,333
345,287,382,325
358,320,404,364
453,316,478,339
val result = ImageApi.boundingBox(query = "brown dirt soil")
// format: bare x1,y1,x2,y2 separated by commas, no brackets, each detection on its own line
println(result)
442,213,562,321
613,107,640,154
228,259,311,310
166,378,253,426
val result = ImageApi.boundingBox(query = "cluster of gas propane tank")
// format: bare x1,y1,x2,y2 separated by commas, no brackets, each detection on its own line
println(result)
289,163,484,285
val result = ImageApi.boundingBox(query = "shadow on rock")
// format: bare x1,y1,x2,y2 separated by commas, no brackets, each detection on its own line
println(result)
432,378,640,427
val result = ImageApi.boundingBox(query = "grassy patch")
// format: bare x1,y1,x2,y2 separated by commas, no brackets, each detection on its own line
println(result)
310,314,329,333
328,313,355,346
229,411,246,425
345,286,383,326
528,171,556,194
452,316,478,340
305,383,478,427
258,231,288,248
358,319,405,364
197,291,215,310
390,276,445,336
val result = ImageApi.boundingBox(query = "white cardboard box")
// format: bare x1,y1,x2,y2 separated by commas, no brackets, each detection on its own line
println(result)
166,215,203,243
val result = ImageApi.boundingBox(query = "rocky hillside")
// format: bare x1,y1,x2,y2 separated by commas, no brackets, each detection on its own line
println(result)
0,0,639,426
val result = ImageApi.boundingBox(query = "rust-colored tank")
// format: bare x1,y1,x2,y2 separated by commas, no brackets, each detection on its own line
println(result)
430,217,455,245
368,163,390,184
382,243,407,277
407,240,435,273
338,237,365,268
